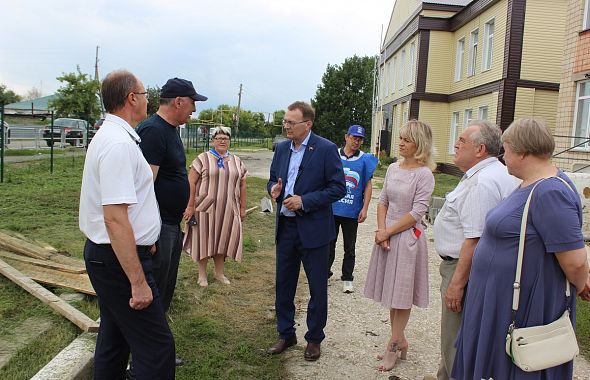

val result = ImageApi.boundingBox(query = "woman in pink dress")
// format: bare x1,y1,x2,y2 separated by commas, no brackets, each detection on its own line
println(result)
364,120,435,371
183,126,248,287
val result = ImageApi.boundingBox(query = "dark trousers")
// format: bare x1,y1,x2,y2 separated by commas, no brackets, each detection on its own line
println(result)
328,215,358,281
152,223,183,313
275,216,328,344
84,240,175,380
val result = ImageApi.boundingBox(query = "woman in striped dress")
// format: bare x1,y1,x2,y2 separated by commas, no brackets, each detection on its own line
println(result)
183,126,248,287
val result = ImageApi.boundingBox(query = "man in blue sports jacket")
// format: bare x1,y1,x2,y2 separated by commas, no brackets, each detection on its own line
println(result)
266,101,345,362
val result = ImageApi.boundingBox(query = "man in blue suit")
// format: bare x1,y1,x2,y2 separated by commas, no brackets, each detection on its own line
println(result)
266,101,346,361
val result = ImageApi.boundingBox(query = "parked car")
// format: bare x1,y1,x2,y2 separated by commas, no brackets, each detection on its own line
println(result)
42,118,88,147
2,121,9,146
87,118,104,140
272,135,288,152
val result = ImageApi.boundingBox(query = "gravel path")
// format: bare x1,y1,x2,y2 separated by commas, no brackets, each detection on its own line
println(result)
282,187,590,380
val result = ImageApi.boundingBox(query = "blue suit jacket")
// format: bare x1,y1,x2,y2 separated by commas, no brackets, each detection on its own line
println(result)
267,132,346,249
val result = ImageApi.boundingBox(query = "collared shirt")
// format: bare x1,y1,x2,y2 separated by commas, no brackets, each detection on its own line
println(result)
433,157,518,258
339,148,362,160
79,113,161,245
281,131,311,216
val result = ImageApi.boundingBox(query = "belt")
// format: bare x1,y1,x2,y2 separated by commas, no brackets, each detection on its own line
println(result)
439,255,458,261
93,242,153,252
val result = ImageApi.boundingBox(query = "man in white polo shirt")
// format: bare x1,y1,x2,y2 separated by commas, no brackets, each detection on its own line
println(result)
79,70,175,380
427,120,517,380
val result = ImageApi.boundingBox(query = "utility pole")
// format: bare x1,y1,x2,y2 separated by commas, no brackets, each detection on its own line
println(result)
235,83,242,135
95,45,105,114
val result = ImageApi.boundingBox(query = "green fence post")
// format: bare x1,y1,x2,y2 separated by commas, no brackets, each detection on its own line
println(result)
1,104,4,183
50,111,54,174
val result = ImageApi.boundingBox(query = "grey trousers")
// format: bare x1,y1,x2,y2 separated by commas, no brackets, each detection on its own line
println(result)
437,259,462,380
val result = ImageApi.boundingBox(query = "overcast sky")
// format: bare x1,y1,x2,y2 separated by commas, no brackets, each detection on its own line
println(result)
0,0,393,114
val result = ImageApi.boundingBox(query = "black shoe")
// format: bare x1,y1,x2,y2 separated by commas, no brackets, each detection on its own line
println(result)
267,336,297,355
175,357,184,367
304,342,321,361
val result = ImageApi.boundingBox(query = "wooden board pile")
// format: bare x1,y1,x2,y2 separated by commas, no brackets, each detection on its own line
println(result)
0,231,98,332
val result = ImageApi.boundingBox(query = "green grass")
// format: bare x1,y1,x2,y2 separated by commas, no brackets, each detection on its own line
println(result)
0,154,285,379
1,147,81,156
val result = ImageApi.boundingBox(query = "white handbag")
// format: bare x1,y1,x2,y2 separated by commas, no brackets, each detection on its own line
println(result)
505,177,579,372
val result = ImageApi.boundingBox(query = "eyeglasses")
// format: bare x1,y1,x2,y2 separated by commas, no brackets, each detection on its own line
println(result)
133,91,149,100
214,137,230,141
282,119,309,127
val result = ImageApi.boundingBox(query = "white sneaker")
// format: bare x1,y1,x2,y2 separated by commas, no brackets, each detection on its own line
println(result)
342,281,354,293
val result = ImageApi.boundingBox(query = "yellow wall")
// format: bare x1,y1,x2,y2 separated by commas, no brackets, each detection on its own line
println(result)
514,88,558,132
417,101,451,163
520,0,567,83
384,0,422,46
421,10,457,18
449,0,507,94
426,31,453,93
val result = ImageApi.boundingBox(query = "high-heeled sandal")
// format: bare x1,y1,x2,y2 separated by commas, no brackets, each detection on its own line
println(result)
377,339,409,361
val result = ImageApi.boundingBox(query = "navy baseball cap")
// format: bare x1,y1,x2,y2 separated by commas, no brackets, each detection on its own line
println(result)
347,125,365,138
160,77,208,101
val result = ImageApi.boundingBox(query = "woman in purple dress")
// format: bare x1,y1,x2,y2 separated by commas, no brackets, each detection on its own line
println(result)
452,118,590,379
364,120,435,371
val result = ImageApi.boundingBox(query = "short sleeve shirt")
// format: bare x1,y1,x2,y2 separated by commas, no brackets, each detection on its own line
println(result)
79,114,161,245
137,114,189,225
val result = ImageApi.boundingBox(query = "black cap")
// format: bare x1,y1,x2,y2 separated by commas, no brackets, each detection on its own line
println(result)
160,77,207,101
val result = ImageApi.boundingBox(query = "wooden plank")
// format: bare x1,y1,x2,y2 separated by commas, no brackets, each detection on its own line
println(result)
0,259,99,332
0,251,86,274
4,259,96,296
0,231,52,260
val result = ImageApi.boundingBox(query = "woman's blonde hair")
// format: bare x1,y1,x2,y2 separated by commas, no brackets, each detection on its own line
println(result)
501,118,554,159
399,119,436,169
210,126,231,138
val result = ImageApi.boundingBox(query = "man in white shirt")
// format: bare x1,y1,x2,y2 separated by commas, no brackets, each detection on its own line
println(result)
427,120,517,380
79,70,175,380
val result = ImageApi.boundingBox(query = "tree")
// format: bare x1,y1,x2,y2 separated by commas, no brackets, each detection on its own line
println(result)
0,84,22,105
270,110,285,137
49,66,101,123
146,85,161,115
197,105,271,136
311,55,376,145
23,87,42,101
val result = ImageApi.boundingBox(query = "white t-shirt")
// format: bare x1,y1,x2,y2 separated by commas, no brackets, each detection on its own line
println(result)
433,157,518,258
79,114,161,245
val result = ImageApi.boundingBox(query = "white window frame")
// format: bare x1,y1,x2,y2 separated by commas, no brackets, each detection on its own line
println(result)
464,109,473,127
482,19,495,71
408,42,416,86
402,102,408,122
449,112,460,154
455,38,465,81
478,106,488,121
468,29,478,76
392,57,397,93
572,80,590,150
399,50,406,90
584,0,590,30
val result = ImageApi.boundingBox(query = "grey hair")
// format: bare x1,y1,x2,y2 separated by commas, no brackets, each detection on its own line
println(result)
210,126,231,138
467,120,502,157
101,70,138,113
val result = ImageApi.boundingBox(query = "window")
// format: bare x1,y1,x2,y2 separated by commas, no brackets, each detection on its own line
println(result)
468,29,478,76
392,57,397,93
379,66,385,99
408,42,416,86
449,112,460,154
478,106,488,120
455,38,465,81
584,0,590,30
482,19,495,71
464,109,473,127
573,81,590,148
399,50,406,90
402,102,408,122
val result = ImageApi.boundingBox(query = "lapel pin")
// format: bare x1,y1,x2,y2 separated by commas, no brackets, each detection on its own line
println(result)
309,146,314,151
